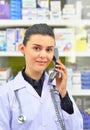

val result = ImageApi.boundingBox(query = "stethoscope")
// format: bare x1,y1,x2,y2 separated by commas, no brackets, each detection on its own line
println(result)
15,90,26,124
14,83,65,130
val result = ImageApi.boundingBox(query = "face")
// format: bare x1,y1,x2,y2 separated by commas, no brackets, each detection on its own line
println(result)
20,34,55,76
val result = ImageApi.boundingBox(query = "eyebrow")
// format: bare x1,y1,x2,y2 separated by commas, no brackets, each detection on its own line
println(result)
32,44,54,48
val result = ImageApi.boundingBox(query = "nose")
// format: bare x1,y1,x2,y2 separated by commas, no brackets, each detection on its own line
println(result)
40,50,47,58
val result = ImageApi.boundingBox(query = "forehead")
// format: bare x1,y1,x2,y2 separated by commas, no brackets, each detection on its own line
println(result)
30,34,54,39
28,34,55,46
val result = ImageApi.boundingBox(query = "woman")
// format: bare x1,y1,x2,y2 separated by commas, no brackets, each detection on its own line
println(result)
0,23,83,130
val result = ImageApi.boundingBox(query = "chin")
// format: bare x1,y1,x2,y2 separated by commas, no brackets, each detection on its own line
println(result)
35,68,45,72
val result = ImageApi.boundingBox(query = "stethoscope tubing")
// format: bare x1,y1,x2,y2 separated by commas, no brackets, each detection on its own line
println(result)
14,84,64,128
15,90,26,124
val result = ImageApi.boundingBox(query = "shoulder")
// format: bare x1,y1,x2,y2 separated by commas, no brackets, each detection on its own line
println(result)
0,71,22,97
0,80,15,109
0,80,14,98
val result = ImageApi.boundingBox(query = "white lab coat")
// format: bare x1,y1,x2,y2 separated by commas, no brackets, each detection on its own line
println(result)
0,71,83,130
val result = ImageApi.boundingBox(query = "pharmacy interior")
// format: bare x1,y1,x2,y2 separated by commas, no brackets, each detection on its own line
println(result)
0,0,90,129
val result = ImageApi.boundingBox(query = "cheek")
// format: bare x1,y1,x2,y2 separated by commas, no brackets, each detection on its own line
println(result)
47,55,53,65
48,54,53,61
25,52,33,63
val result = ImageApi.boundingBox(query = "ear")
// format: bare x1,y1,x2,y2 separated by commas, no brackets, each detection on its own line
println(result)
18,43,25,55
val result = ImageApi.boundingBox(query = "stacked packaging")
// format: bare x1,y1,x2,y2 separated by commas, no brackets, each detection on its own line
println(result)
22,0,37,20
10,0,22,19
54,28,75,52
0,0,10,19
80,110,90,130
81,71,90,89
6,28,25,51
0,31,6,51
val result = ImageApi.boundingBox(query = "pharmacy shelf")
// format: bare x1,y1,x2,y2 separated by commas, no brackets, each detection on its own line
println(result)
70,89,90,96
0,19,90,28
0,51,90,57
0,19,90,97
59,52,90,57
0,51,23,57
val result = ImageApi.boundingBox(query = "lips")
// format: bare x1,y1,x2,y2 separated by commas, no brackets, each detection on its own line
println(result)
36,61,47,65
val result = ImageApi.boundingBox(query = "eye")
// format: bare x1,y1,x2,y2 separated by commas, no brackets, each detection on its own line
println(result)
33,46,41,51
46,48,53,53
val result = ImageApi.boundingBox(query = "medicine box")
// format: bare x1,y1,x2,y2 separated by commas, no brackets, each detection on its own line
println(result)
0,0,10,19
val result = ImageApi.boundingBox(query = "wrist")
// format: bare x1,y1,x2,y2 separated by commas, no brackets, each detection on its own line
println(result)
59,90,67,98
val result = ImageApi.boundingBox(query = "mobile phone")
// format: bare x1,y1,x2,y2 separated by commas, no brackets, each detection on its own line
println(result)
49,47,61,82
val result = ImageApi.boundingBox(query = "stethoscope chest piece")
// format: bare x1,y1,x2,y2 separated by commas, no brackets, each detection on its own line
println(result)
18,115,26,124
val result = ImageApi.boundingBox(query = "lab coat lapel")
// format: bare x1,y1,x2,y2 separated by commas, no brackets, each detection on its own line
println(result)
26,83,40,98
26,72,51,99
14,71,54,99
26,73,51,100
14,72,40,98
40,73,52,103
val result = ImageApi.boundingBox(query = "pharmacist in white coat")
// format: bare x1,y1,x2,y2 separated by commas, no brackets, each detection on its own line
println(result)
0,24,83,130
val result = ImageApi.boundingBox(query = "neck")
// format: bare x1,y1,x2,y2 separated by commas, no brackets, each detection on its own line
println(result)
25,69,43,81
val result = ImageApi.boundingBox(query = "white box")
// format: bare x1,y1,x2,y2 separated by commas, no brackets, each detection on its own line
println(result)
54,28,75,52
6,28,16,51
0,67,11,80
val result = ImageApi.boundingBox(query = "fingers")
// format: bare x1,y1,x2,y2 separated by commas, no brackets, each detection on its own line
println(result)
55,60,66,71
55,60,67,77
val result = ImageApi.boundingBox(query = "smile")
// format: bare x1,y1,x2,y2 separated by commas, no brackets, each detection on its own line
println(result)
37,61,47,65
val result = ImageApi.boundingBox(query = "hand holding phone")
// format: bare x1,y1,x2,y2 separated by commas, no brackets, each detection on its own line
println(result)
49,47,61,82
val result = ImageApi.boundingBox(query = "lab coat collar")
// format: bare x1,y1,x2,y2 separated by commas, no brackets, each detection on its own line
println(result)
13,71,56,98
13,72,40,98
13,71,29,90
